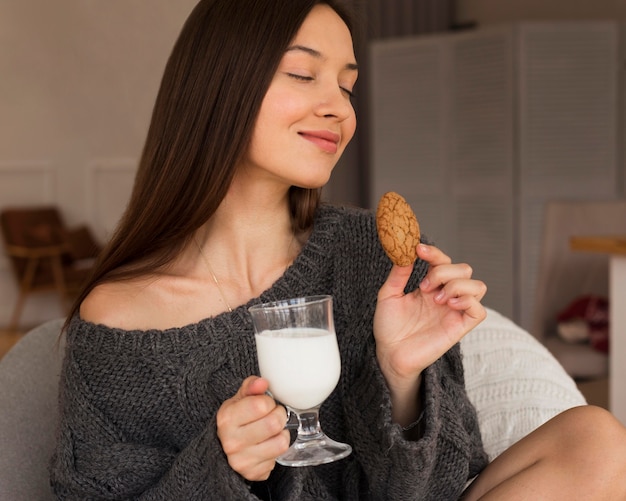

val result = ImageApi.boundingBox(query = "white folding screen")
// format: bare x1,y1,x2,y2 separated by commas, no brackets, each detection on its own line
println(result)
448,28,516,319
517,22,620,330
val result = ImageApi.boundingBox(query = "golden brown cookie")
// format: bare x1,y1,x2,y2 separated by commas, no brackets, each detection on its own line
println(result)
376,191,420,266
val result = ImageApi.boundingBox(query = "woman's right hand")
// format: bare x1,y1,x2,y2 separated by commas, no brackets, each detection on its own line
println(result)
216,376,290,481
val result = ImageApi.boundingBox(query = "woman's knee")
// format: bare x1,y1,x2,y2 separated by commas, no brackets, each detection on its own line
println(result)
555,405,626,445
552,405,626,480
462,406,626,500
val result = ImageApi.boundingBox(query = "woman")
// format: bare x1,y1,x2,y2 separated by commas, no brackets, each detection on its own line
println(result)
50,0,626,499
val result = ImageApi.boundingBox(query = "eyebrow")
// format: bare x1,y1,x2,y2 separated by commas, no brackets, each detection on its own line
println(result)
286,44,359,71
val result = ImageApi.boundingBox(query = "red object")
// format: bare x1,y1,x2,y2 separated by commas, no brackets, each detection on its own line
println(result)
557,295,609,354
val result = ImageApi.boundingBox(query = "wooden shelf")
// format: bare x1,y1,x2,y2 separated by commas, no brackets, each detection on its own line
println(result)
570,236,626,256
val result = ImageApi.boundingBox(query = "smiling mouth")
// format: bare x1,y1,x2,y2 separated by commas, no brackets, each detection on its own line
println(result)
298,131,340,154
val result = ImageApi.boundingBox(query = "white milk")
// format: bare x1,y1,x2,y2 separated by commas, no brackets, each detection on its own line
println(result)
255,327,341,410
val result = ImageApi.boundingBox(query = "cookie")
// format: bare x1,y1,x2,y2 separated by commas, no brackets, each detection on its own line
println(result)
376,191,420,266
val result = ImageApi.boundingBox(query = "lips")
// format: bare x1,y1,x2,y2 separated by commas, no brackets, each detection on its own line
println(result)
298,130,340,154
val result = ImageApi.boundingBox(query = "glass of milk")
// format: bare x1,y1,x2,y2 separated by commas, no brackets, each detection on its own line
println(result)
249,295,352,467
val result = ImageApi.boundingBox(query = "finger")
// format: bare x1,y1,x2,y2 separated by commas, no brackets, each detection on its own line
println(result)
420,262,474,295
218,391,278,434
234,458,277,482
228,430,291,481
220,406,290,475
447,296,488,326
416,243,452,266
242,405,290,446
245,376,270,397
232,456,278,482
431,277,487,305
236,376,270,400
378,263,413,300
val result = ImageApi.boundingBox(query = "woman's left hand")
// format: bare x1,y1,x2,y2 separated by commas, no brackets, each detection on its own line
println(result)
373,243,487,425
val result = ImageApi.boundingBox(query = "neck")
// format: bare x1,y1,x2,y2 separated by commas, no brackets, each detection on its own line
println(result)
210,189,295,256
191,188,301,308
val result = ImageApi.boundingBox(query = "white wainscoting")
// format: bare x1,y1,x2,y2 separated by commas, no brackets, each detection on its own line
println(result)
0,162,56,209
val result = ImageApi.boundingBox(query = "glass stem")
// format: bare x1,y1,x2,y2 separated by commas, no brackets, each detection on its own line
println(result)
295,408,324,439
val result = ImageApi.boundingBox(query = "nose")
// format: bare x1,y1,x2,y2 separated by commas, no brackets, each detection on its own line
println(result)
313,84,354,122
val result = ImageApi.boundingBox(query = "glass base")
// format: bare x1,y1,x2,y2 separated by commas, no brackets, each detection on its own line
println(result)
277,434,352,467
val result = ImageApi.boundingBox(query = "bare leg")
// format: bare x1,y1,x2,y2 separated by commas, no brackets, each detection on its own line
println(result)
462,405,626,500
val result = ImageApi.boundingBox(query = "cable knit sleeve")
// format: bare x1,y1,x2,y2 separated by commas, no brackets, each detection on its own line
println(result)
330,207,488,500
49,320,261,500
340,341,488,500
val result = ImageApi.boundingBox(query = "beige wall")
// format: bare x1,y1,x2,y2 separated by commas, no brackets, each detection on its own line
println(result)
0,1,196,325
0,1,196,225
457,0,626,25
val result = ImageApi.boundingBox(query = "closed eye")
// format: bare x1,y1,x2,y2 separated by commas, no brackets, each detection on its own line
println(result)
287,73,314,82
340,86,355,99
287,73,355,99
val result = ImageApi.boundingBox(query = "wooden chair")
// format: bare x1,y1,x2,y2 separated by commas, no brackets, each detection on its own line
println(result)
0,207,101,331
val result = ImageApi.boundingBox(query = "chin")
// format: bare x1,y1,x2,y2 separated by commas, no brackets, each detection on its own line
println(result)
294,178,331,190
297,169,334,189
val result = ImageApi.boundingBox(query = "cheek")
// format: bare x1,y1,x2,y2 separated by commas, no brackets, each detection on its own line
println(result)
260,88,306,126
342,114,357,146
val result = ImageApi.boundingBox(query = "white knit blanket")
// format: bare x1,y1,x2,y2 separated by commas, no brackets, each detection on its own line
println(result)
461,308,587,460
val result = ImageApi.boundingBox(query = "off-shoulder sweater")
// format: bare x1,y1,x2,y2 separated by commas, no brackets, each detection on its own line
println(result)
49,204,488,500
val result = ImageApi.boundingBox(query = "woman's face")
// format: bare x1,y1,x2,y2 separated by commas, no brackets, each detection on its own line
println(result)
241,4,358,189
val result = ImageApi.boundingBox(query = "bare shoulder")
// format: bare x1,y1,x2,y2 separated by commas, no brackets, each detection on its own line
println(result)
80,272,217,331
80,277,164,330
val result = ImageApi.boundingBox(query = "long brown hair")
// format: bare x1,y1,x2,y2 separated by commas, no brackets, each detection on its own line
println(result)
66,0,356,324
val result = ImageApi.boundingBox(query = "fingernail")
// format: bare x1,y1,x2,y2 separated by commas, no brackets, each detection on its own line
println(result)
435,290,445,302
418,244,428,253
420,278,430,289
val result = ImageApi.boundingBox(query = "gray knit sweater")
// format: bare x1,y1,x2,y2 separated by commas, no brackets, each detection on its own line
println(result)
49,204,488,500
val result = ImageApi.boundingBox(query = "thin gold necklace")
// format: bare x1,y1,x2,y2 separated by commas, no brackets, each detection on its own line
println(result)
194,237,233,312
194,234,296,313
